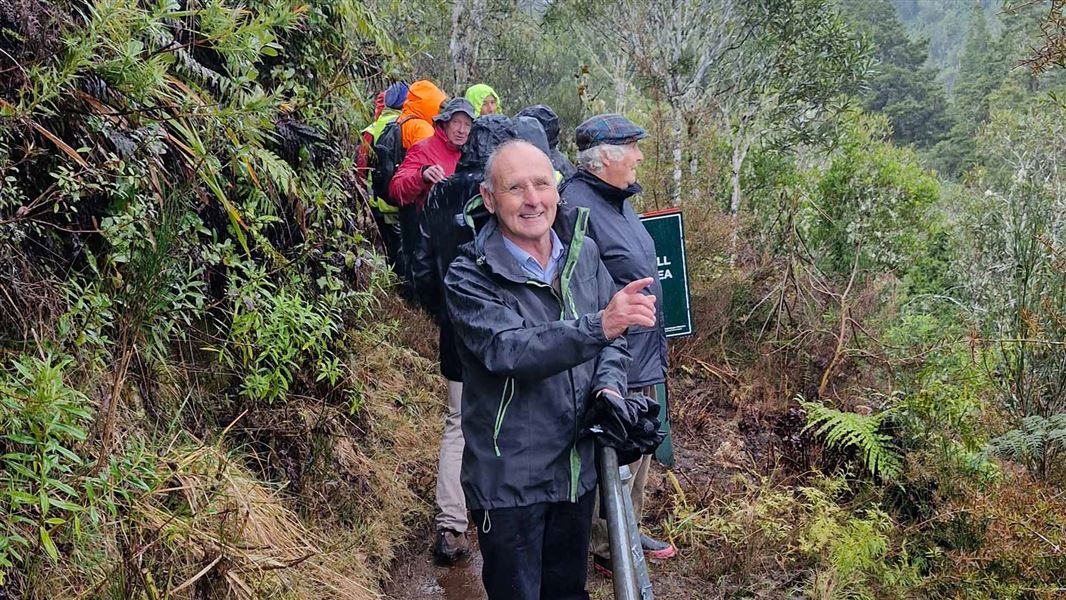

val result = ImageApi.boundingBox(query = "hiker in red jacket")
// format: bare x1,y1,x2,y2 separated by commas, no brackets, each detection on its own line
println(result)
389,98,475,209
389,98,475,287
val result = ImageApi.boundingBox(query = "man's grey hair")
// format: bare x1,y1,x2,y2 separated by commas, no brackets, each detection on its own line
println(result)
576,143,627,172
482,139,551,194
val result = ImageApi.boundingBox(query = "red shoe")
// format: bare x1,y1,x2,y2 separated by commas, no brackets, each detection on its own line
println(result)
640,533,676,559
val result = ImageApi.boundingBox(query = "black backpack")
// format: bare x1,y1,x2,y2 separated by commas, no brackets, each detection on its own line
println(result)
371,116,412,206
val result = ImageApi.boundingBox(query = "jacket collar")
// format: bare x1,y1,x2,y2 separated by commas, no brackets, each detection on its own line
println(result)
471,205,582,284
568,169,642,207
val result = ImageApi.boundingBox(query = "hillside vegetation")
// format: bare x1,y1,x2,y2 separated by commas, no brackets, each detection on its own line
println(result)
1,1,449,597
2,0,1065,599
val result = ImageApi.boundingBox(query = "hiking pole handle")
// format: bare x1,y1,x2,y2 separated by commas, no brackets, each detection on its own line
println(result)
597,445,640,600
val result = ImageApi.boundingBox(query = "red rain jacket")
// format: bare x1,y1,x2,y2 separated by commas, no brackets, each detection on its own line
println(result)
388,125,462,209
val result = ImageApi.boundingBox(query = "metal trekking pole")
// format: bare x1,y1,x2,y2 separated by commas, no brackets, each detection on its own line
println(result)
619,463,654,600
597,445,640,600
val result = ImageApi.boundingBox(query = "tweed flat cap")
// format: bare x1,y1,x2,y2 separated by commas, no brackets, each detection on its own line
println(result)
575,113,647,150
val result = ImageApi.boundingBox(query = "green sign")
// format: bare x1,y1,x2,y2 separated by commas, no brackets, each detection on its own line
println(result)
640,209,693,338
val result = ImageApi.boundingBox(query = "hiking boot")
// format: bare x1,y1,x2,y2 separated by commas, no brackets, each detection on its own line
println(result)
640,532,676,559
433,529,469,564
592,554,613,578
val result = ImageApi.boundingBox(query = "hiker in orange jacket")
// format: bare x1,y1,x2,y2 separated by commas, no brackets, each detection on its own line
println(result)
397,80,448,150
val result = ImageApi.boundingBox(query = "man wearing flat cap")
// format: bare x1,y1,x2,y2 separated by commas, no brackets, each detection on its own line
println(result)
559,113,675,575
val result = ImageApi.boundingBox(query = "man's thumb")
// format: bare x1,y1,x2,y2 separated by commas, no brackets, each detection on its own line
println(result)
621,277,654,295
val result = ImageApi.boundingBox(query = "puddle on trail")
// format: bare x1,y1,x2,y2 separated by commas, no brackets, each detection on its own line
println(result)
385,531,486,600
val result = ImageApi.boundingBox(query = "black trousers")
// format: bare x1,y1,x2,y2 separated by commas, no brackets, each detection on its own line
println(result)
472,491,595,600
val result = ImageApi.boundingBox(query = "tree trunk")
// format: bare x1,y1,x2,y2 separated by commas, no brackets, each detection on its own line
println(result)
448,0,487,95
613,53,629,113
730,140,746,216
671,100,683,207
729,135,750,264
687,112,700,204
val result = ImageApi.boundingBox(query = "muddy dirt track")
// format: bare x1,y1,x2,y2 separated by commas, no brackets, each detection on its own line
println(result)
384,390,745,600
383,520,715,600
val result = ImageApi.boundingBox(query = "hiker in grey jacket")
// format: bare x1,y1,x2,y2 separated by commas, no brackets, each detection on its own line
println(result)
445,140,657,600
559,113,676,572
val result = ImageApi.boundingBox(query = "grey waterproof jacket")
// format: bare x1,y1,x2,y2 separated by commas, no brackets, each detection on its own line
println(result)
445,206,630,510
559,169,667,388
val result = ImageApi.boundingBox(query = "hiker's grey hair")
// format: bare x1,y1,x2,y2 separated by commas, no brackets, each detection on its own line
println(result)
576,143,627,172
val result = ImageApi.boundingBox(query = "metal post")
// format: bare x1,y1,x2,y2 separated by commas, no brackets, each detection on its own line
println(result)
597,446,640,600
619,465,654,600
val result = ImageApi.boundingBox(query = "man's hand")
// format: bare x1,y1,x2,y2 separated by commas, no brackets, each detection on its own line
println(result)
422,164,446,184
602,277,656,340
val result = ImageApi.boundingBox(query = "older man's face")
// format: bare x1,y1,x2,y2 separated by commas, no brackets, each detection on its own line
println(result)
444,113,473,147
601,142,643,189
482,144,559,248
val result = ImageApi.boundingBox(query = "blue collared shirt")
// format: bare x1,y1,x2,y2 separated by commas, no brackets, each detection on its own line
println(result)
502,230,566,284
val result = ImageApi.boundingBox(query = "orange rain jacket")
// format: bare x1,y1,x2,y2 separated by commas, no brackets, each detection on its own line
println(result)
398,80,447,150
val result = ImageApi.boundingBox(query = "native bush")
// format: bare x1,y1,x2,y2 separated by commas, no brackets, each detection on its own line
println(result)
0,0,433,593
806,112,941,278
662,472,909,598
0,353,94,579
800,398,902,480
954,95,1066,480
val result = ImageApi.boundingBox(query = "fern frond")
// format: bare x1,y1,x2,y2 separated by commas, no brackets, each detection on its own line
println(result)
801,399,902,479
247,146,296,195
988,412,1066,469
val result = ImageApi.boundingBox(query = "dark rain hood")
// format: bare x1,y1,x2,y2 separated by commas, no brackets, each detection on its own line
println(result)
445,205,630,510
517,105,576,179
514,116,551,157
516,104,561,149
457,115,518,172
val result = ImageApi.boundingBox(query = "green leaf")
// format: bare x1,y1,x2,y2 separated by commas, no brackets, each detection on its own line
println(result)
39,527,58,562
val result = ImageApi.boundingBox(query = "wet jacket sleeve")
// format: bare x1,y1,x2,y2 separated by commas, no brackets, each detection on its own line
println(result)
388,143,432,207
445,261,624,381
591,256,629,397
411,195,441,321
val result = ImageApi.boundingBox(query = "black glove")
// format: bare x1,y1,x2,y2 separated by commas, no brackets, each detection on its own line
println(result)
586,390,665,464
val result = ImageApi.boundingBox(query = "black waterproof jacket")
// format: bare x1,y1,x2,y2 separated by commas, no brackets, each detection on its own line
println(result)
559,169,667,388
412,116,518,381
514,115,551,157
445,206,630,510
516,104,577,179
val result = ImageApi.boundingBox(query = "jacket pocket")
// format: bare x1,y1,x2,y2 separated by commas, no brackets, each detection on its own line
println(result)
492,376,515,457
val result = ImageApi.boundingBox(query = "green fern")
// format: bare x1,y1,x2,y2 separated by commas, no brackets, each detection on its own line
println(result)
800,398,902,479
987,413,1066,477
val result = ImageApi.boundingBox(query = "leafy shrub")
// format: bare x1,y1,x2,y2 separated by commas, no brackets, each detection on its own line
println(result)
0,353,93,581
807,112,941,278
223,273,343,403
663,473,907,598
